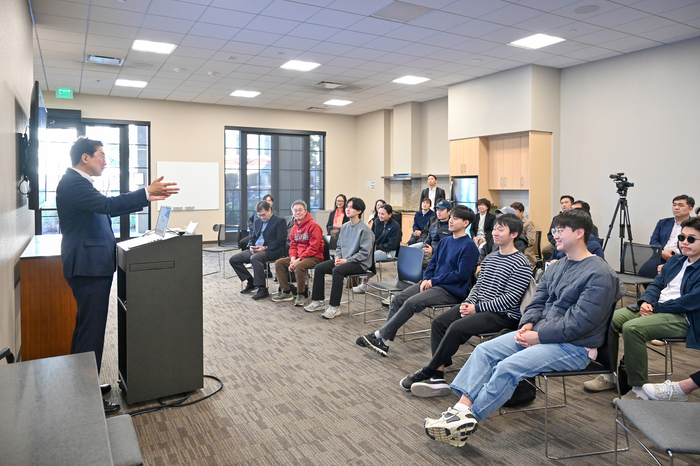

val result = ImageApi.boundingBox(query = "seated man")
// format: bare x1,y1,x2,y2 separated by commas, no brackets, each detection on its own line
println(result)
650,194,694,264
407,198,434,246
304,197,374,320
356,205,479,357
423,210,621,447
229,200,287,300
542,195,574,260
550,208,604,261
272,200,324,307
355,203,402,293
510,202,537,267
643,370,700,402
401,214,533,397
571,200,599,238
475,207,528,270
239,194,275,250
411,200,453,268
584,217,700,400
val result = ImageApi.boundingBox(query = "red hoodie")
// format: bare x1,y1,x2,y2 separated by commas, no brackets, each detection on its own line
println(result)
289,213,324,260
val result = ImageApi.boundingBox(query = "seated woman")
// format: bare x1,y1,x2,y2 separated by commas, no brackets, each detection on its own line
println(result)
326,193,349,239
367,199,386,230
354,203,402,293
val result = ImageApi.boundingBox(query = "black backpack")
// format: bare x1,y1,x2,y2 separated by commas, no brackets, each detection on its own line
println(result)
503,377,537,407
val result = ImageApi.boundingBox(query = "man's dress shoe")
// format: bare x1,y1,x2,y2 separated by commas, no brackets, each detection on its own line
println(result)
103,399,120,415
100,383,112,395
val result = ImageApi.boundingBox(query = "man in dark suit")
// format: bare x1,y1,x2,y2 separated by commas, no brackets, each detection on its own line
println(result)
420,174,446,212
56,138,178,414
650,194,694,263
229,200,287,300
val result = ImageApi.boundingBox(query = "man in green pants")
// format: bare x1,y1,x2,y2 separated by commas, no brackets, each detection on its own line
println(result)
583,216,700,401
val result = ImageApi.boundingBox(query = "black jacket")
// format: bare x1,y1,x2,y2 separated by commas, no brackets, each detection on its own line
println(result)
326,209,349,234
420,187,446,208
425,217,451,247
248,214,288,260
470,212,496,244
373,217,402,253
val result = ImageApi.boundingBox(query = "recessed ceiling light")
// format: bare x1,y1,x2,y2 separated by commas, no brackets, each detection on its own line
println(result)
231,90,260,98
324,99,352,106
470,59,483,64
509,33,566,50
115,79,148,88
132,40,177,54
280,60,321,72
393,76,430,85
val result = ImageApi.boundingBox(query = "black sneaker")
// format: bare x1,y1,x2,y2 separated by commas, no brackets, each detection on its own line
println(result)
362,333,389,357
251,287,270,300
240,280,256,294
355,335,368,347
411,378,452,398
400,369,431,391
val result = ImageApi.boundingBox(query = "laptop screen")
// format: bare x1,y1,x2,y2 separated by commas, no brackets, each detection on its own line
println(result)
154,206,172,237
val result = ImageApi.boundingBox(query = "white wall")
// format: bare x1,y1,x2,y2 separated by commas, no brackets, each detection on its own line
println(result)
356,109,389,203
42,94,357,241
0,0,34,355
560,37,700,267
421,97,449,175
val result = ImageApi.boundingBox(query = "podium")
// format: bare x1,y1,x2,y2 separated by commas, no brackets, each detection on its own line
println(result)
117,234,203,404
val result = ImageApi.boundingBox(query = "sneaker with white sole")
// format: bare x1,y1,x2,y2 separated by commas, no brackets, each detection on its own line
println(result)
424,407,479,446
352,283,368,294
271,290,294,302
361,332,389,356
583,374,616,392
400,369,431,391
294,294,306,307
304,300,326,312
642,380,689,402
322,305,341,319
411,378,452,398
612,389,649,406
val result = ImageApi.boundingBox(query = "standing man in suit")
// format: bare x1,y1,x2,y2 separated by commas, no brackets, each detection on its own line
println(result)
229,200,287,300
420,174,445,212
56,137,178,414
651,195,694,263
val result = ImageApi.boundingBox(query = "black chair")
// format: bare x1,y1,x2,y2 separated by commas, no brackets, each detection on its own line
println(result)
614,400,700,466
647,336,686,378
1,347,15,364
203,224,239,278
618,242,661,301
361,245,423,324
503,303,629,460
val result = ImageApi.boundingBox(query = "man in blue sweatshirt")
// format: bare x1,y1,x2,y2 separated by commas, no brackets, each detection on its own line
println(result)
357,205,479,357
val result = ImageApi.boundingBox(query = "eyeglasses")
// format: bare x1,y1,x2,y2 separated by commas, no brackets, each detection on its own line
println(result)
551,228,566,237
678,234,697,244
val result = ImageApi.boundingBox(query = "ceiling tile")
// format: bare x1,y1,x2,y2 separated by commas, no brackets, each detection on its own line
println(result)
327,30,377,47
427,48,473,61
148,0,208,20
88,21,138,39
288,23,342,41
363,36,412,52
164,55,208,68
643,23,700,43
479,4,544,26
442,0,510,18
631,0,697,14
601,35,661,53
384,25,438,42
327,0,394,15
342,47,388,60
180,36,227,50
171,46,217,59
615,15,678,35
449,18,504,38
532,55,589,68
451,38,501,53
31,0,89,19
135,29,186,44
35,27,85,44
410,10,471,29
91,0,150,13
306,9,365,28
308,42,356,55
374,52,416,65
222,41,268,55
260,0,322,21
573,28,629,45
551,1,623,21
34,13,87,33
208,0,270,14
141,15,195,34
514,12,575,33
189,23,240,40
245,16,301,35
661,2,700,21
199,8,256,28
271,36,321,51
346,17,404,35
89,6,144,27
585,7,650,28
87,35,133,50
233,30,285,46
40,40,85,54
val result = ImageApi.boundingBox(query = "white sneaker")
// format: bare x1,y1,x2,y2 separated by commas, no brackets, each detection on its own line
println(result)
352,283,368,294
612,389,649,406
304,300,325,312
642,380,689,402
322,306,342,319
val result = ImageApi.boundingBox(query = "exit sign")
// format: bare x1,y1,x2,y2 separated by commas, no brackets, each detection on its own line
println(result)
55,88,73,99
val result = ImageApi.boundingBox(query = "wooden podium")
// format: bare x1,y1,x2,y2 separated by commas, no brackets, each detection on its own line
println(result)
117,234,203,404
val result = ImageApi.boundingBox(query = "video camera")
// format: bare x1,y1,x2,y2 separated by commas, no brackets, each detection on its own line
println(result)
610,172,634,196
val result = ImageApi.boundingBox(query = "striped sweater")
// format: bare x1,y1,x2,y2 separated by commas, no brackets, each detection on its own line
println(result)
464,250,532,320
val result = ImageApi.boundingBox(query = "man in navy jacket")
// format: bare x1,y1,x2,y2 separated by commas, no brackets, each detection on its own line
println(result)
650,195,694,263
56,138,178,413
229,200,287,300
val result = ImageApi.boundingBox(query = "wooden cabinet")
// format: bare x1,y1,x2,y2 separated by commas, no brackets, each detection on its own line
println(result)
449,138,479,176
488,134,529,190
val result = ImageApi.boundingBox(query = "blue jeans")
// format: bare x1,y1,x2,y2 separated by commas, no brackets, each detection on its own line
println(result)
374,250,395,262
450,333,591,421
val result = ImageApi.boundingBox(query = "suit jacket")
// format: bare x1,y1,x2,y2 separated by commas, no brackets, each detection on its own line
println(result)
56,168,149,279
469,212,496,244
248,214,288,260
420,187,446,209
650,217,676,249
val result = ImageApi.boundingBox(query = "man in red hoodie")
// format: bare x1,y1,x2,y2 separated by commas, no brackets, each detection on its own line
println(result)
272,200,325,307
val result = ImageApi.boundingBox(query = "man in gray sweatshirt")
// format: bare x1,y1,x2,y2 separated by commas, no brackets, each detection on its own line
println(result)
305,197,374,319
423,209,622,447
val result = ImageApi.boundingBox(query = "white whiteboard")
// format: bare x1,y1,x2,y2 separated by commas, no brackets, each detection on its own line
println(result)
156,161,219,211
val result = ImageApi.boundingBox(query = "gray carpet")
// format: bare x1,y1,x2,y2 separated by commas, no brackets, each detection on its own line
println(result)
98,251,700,465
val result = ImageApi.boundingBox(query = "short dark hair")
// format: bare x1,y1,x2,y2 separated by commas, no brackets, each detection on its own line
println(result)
674,194,695,208
347,197,366,216
476,198,491,210
451,205,475,225
560,195,575,203
422,197,432,207
510,202,524,213
379,204,393,215
572,200,591,213
427,174,436,180
681,216,700,232
70,137,103,166
256,200,271,212
494,213,523,236
263,194,274,203
554,209,592,243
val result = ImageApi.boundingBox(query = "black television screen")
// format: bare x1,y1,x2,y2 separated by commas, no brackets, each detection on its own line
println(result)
26,80,47,211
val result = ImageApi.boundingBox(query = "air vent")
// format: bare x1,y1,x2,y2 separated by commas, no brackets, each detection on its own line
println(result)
306,107,327,112
315,81,343,90
86,55,123,66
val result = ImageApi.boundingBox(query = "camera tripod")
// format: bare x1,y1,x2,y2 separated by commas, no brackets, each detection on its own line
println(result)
603,195,633,273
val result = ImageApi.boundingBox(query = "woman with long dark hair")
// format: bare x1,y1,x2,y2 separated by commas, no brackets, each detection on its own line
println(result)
326,193,349,238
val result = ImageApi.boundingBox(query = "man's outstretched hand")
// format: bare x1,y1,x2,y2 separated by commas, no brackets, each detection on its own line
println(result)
148,176,179,201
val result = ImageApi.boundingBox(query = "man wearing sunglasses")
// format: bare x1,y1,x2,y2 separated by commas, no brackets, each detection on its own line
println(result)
584,217,700,400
